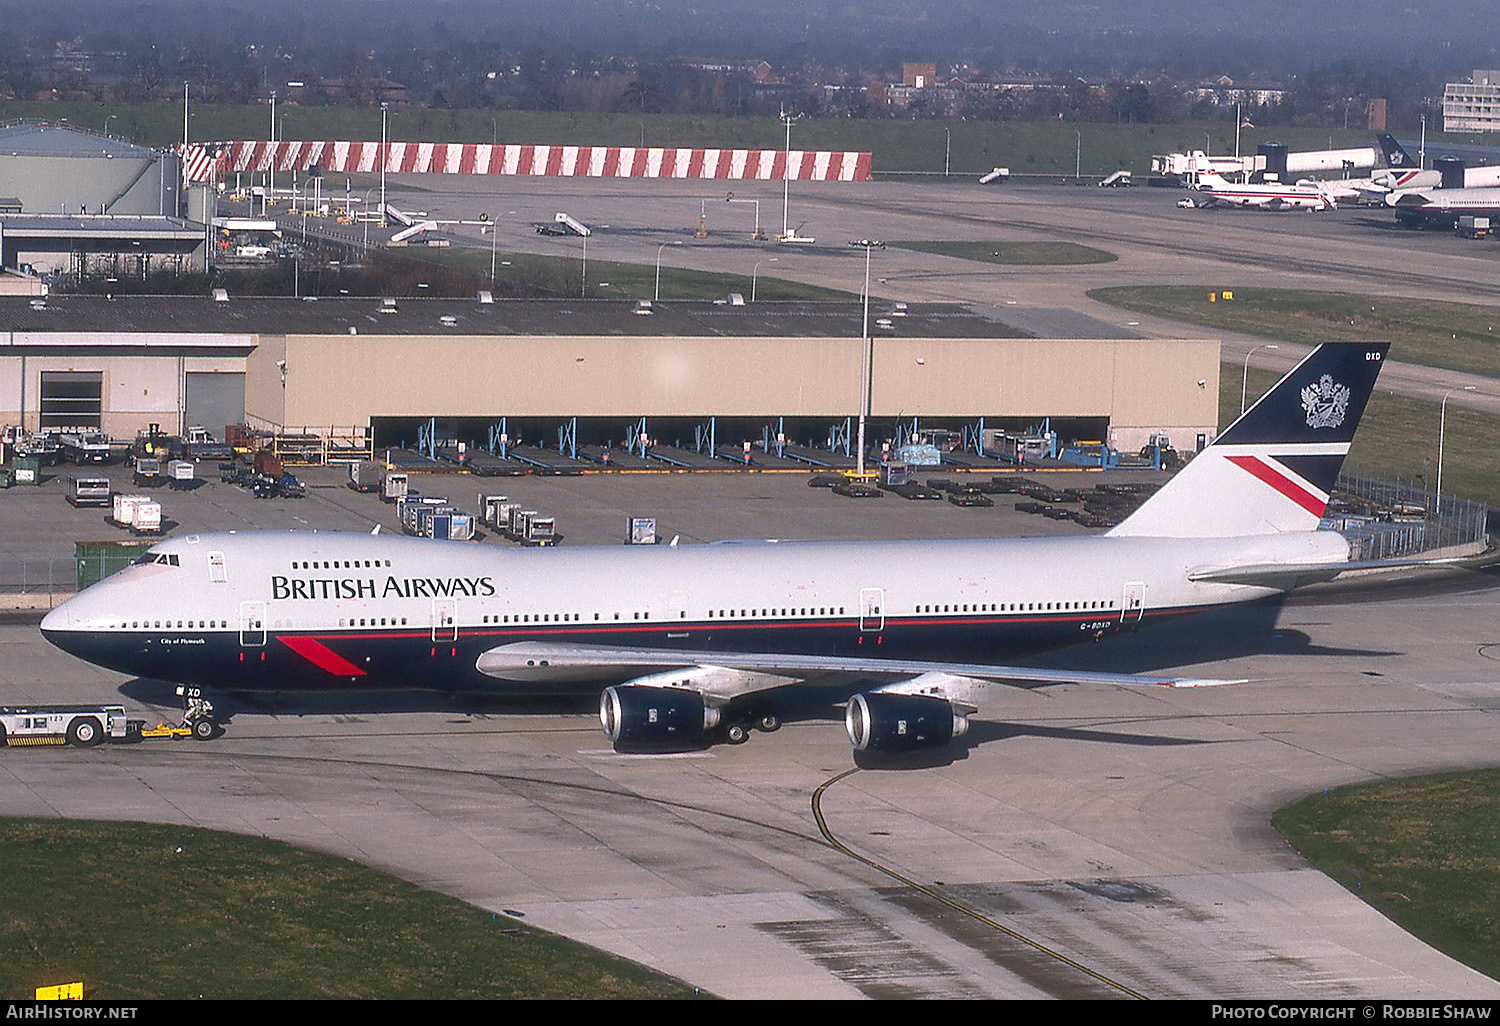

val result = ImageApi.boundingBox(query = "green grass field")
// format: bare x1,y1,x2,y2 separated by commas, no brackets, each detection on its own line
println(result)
889,241,1117,265
0,818,700,1000
0,99,1430,177
1095,286,1500,380
1274,769,1500,983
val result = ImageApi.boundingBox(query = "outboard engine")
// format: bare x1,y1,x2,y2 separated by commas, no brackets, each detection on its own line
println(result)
600,685,720,746
845,692,970,753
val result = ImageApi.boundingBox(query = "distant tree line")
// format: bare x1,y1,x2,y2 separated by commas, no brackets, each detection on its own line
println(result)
0,9,1451,133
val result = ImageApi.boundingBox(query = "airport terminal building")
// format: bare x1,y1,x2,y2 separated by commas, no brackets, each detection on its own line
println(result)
0,294,1220,457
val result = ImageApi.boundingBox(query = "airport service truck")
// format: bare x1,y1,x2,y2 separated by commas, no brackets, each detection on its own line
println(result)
1458,216,1491,239
0,705,140,747
56,430,113,464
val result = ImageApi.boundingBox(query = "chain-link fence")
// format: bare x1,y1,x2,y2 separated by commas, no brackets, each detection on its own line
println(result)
1333,470,1491,561
2,542,153,599
0,557,66,599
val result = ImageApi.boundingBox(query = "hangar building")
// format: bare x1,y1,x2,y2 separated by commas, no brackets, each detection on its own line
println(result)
0,123,206,284
0,294,1219,455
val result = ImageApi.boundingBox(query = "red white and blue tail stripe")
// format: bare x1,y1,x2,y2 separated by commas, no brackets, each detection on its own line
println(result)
1109,343,1388,538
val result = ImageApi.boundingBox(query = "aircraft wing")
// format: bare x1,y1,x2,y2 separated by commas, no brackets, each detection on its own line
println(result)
1188,555,1469,589
474,640,1242,701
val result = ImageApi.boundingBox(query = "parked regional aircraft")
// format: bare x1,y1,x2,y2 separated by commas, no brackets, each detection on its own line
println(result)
43,344,1392,754
1185,170,1337,211
1385,184,1500,227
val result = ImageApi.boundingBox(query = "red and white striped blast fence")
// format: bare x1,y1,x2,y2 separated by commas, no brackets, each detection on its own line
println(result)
181,140,872,184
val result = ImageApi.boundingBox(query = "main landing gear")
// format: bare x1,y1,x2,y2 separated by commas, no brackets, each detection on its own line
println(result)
723,711,782,745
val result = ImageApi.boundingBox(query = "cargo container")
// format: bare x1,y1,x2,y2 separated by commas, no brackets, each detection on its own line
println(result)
130,501,163,535
878,462,910,488
349,461,385,492
507,508,557,545
11,454,41,485
382,471,409,503
627,517,656,545
167,460,196,489
478,493,510,528
111,493,152,528
67,475,111,507
400,498,474,540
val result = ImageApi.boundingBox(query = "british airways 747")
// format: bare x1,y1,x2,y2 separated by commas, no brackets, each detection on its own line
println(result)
43,343,1390,753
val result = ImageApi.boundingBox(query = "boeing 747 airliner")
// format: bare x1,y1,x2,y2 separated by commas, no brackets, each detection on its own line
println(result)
42,343,1390,753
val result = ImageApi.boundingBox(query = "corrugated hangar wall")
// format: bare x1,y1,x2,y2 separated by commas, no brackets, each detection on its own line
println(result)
248,335,1219,451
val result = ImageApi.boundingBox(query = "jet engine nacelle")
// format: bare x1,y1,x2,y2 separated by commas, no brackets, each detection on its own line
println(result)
600,685,721,745
845,692,970,753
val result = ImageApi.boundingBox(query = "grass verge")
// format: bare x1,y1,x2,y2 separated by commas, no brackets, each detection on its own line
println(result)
1273,769,1500,983
1228,365,1500,507
1095,286,1500,380
0,818,700,1000
889,241,1117,265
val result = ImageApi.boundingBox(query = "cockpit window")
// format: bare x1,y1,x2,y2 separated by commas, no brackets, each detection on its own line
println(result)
132,552,180,567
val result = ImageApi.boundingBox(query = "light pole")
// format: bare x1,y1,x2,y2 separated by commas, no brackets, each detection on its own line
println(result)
103,114,116,137
268,90,276,210
379,101,390,225
1437,385,1476,513
780,107,798,239
945,126,950,177
1241,343,1279,413
1075,128,1082,181
751,257,777,302
654,240,681,301
850,239,884,475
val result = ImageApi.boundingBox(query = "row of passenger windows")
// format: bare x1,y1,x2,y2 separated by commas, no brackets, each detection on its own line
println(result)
466,602,1115,624
708,607,844,618
917,600,1116,613
336,618,408,627
291,559,392,570
480,612,636,624
122,620,224,629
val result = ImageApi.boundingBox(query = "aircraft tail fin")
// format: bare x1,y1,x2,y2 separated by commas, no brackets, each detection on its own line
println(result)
1378,133,1417,169
1107,342,1389,538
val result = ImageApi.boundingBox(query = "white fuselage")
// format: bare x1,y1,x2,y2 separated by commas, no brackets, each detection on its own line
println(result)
41,528,1350,694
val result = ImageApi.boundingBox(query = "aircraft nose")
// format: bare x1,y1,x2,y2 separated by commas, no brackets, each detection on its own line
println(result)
40,602,72,638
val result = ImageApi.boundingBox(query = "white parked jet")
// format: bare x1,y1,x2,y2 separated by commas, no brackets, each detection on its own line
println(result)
1186,170,1336,211
43,344,1393,753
